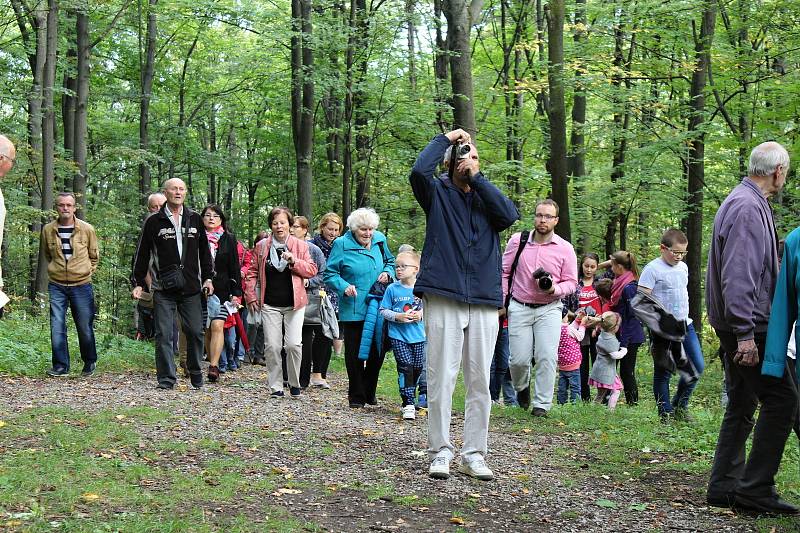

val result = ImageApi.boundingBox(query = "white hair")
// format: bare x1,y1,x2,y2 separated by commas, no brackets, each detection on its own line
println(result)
347,207,380,232
398,244,415,253
749,141,790,177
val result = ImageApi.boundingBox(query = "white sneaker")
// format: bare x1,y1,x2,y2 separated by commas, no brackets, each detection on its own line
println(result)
402,405,416,420
429,455,450,479
458,458,494,481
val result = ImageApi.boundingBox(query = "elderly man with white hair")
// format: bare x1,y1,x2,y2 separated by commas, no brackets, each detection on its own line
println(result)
132,178,214,390
324,207,396,408
706,141,799,514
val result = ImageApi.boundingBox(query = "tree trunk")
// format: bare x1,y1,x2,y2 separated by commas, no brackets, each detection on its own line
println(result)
686,4,717,333
207,105,217,205
569,0,587,251
545,0,570,241
35,0,59,297
72,9,89,214
291,0,314,219
443,0,477,136
405,0,417,93
139,0,157,206
12,0,47,300
62,21,76,159
433,0,449,131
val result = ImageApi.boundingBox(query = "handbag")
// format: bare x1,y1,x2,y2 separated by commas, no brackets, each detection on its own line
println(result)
304,288,322,326
159,221,189,292
137,290,154,309
319,289,340,339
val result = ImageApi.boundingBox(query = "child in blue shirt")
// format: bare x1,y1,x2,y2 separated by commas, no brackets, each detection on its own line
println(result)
380,251,426,420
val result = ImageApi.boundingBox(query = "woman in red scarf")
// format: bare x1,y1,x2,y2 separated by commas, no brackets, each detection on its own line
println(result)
201,205,242,383
604,251,646,406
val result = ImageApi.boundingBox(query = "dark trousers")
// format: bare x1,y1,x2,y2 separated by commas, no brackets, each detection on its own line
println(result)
342,321,385,405
300,324,333,387
618,343,640,405
154,290,204,387
708,331,798,498
579,337,597,401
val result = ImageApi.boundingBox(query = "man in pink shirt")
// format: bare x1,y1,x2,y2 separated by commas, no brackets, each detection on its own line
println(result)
502,199,577,416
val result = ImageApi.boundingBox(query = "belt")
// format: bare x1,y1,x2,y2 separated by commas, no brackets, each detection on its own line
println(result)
512,297,556,309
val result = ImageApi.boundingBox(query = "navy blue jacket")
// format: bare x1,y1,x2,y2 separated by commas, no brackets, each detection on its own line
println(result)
613,282,646,348
410,134,520,307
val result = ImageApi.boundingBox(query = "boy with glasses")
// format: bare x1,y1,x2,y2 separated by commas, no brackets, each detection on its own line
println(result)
638,228,705,421
380,251,426,420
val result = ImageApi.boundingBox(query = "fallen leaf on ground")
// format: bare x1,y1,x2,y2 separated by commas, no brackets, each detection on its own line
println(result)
449,517,465,525
81,493,101,502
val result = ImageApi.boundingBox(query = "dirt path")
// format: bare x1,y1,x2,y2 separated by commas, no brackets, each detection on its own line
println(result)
1,367,790,532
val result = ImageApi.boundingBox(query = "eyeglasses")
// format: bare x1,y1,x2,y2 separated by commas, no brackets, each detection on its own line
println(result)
0,154,15,164
204,213,220,219
535,214,557,221
395,264,418,270
668,249,687,258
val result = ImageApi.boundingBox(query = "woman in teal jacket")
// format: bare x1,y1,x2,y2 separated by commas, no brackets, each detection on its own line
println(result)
324,207,395,408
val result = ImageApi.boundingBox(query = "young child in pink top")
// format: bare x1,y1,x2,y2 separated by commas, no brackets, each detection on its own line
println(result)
557,310,586,404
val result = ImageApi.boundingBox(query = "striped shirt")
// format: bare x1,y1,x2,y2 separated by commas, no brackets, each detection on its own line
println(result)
58,226,74,260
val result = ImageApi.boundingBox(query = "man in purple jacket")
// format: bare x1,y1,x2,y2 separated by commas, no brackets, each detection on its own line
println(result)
705,141,798,515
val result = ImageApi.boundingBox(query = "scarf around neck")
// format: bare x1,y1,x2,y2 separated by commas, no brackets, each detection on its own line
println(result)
269,237,290,272
609,270,635,309
312,233,333,258
206,226,224,259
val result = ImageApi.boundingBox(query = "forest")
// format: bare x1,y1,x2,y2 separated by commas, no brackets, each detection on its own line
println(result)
1,0,798,332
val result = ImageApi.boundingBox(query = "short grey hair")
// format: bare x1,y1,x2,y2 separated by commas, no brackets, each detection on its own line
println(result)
347,207,380,232
749,141,790,177
398,244,415,253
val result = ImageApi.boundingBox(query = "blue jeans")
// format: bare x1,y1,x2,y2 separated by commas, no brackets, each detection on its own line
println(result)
490,326,518,406
653,322,705,415
49,282,97,370
557,369,581,404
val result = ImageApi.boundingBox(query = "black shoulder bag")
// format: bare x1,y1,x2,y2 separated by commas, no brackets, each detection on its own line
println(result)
503,230,530,309
159,220,189,292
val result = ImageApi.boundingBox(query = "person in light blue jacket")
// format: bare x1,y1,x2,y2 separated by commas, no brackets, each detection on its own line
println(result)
324,207,395,408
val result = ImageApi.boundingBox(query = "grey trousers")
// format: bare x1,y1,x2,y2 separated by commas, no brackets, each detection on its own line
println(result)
424,293,498,462
154,290,204,386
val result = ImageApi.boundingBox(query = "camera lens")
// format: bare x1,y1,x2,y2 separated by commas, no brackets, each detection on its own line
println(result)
538,276,553,291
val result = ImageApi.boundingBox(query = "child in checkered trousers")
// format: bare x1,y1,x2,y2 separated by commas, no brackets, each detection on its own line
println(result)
380,251,426,420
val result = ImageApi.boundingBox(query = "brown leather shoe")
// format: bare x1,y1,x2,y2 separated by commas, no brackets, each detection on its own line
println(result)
207,365,220,383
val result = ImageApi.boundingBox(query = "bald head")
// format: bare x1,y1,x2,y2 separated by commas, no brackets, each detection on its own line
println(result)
0,135,16,178
162,178,187,211
147,192,166,213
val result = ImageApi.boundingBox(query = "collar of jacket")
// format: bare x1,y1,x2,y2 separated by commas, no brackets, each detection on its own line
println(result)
341,230,382,251
47,217,89,233
156,204,195,223
741,176,771,203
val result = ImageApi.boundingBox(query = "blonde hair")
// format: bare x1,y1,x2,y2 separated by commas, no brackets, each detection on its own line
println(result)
610,250,639,279
598,311,621,332
396,250,420,265
317,212,343,233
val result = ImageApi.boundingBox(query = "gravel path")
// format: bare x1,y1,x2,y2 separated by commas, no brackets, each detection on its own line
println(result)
1,366,791,532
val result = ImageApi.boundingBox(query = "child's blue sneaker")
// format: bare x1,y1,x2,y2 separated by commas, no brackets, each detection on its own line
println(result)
417,393,427,409
218,365,227,374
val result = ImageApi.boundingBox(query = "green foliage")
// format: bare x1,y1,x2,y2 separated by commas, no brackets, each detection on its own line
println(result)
0,314,153,376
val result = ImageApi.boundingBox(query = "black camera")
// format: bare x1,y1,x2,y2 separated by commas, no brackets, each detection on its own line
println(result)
532,267,553,291
580,306,596,317
455,142,471,161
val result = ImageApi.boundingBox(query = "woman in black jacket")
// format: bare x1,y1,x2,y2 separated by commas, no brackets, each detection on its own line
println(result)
201,205,242,382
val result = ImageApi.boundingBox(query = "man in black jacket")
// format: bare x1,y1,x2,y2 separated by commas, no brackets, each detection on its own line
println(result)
132,178,214,390
410,129,519,481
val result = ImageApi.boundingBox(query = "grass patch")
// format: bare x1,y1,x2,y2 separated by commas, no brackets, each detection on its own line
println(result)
0,406,307,532
0,314,153,376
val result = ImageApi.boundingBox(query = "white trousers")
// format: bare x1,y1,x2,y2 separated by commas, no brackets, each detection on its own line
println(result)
424,293,498,462
508,299,562,411
260,304,305,392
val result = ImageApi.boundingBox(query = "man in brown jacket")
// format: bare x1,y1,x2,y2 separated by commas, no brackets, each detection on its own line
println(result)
42,192,100,377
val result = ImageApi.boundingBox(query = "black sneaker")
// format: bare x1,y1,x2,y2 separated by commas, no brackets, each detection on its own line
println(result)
81,362,96,377
270,390,285,399
517,387,530,410
157,382,174,390
290,386,301,399
531,407,548,418
46,367,69,377
190,375,203,389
